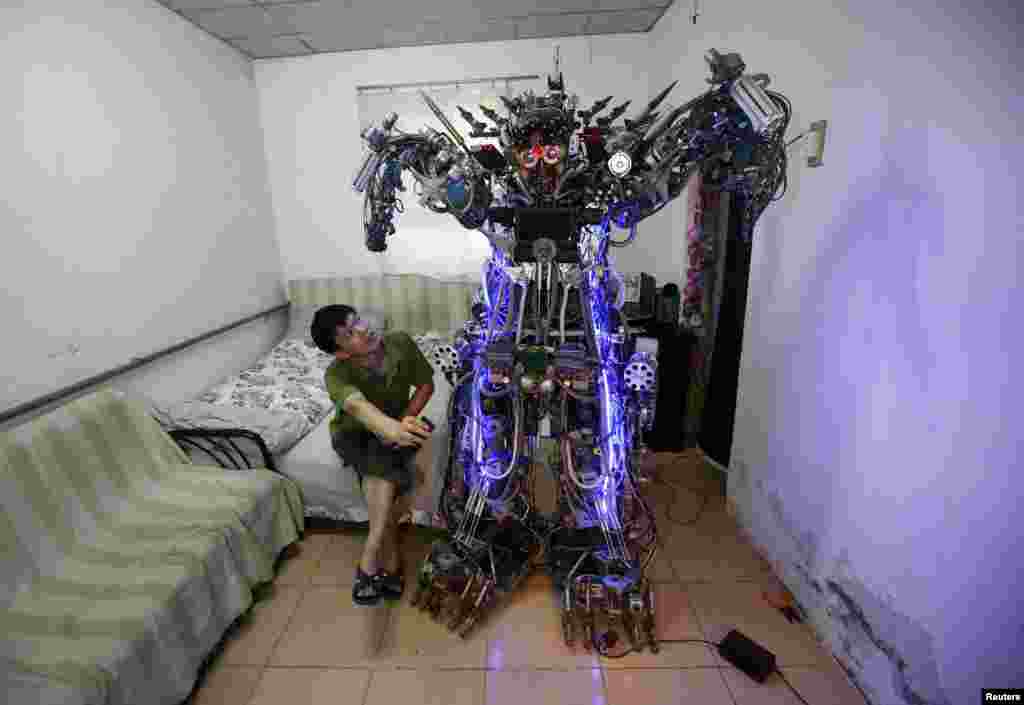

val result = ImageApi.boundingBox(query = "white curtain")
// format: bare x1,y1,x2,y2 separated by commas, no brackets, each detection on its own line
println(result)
354,79,538,278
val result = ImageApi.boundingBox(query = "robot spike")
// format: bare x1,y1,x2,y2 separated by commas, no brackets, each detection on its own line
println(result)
499,95,519,115
579,95,613,123
634,81,677,123
592,95,614,113
624,112,659,132
419,90,474,158
479,105,507,127
596,100,631,128
458,105,488,134
548,45,564,92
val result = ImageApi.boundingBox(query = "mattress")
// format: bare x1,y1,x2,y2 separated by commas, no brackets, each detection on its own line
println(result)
158,318,461,527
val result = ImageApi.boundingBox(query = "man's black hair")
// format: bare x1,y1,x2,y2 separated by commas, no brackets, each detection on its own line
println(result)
311,304,356,355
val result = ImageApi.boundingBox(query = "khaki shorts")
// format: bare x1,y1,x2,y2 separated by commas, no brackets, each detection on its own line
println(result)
331,429,415,497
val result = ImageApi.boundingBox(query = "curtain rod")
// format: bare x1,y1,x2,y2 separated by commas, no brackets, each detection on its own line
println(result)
357,73,540,93
0,303,290,427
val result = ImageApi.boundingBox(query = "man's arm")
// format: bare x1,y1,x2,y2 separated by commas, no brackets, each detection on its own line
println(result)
342,392,396,441
401,331,436,420
343,393,428,447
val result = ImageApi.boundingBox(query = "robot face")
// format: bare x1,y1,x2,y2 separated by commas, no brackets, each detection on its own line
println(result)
513,129,567,195
501,88,577,196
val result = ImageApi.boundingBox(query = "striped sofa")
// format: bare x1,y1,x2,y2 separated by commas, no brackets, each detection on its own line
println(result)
0,388,305,705
286,272,480,337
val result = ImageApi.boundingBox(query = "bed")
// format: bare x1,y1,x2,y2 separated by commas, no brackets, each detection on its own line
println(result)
152,273,479,528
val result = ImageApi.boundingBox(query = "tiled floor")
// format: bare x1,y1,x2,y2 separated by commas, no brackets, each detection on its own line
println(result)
188,451,867,705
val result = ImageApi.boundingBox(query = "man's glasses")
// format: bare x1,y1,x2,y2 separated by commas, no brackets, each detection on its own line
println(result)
338,317,374,340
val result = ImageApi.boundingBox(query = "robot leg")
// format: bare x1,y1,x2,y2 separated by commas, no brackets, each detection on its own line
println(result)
545,431,659,654
409,369,539,638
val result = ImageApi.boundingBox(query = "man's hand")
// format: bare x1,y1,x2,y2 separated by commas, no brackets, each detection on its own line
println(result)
384,416,432,448
402,416,433,437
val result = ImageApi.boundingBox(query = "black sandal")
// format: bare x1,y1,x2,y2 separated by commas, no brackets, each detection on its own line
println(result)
352,566,384,606
376,570,404,599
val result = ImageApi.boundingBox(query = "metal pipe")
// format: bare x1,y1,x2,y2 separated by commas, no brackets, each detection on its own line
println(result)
479,392,520,481
356,73,539,94
516,277,529,345
1,303,290,427
560,283,571,345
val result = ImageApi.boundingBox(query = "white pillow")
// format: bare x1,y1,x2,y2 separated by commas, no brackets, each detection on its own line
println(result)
150,400,311,455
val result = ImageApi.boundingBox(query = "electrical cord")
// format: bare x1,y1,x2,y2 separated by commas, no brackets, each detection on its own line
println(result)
613,458,811,703
776,668,813,705
593,634,812,704
651,475,712,528
594,635,717,658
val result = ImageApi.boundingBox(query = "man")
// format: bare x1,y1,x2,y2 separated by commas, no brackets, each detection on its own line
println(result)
311,304,434,606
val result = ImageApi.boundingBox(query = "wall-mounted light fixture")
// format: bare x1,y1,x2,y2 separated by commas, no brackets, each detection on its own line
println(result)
786,119,829,168
807,120,828,168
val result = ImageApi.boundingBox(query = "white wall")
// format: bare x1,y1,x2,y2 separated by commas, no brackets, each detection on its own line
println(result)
1,0,286,421
650,1,1024,703
253,34,691,287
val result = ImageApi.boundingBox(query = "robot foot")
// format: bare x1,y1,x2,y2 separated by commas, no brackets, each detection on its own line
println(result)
409,538,532,639
558,578,658,655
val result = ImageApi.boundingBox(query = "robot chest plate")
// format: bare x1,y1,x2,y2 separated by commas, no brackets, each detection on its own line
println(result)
511,207,581,264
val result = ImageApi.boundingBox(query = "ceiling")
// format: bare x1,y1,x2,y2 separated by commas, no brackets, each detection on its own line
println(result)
155,1,676,60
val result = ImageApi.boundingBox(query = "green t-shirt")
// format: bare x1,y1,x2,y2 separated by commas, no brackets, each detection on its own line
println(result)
324,331,434,438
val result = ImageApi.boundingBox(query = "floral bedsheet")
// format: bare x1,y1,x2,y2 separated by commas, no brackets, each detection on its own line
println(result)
197,339,336,428
195,333,457,439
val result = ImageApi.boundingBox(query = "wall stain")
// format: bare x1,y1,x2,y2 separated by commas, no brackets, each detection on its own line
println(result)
737,481,951,705
825,578,948,705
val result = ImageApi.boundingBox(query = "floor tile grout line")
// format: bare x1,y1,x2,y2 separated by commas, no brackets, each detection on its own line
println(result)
481,660,487,705
359,668,375,705
599,663,610,705
248,663,749,671
241,665,269,705
234,662,839,672
714,656,742,705
681,577,722,667
262,581,309,670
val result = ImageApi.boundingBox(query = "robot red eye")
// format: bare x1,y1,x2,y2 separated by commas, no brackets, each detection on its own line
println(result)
543,144,562,164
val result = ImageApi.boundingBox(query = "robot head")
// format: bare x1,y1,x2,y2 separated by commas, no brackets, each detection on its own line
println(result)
500,75,578,197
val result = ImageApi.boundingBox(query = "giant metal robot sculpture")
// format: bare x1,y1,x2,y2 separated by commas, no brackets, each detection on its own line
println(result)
352,49,792,653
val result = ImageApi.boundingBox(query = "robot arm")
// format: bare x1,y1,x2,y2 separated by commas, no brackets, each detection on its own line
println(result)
576,49,792,240
352,105,496,252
